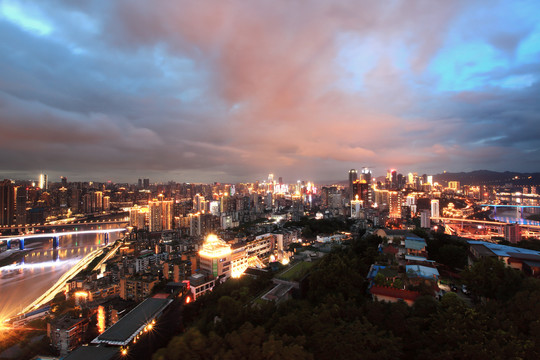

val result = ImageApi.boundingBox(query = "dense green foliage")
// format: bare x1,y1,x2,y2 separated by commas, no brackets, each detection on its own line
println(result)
154,234,540,360
284,217,352,239
427,233,468,269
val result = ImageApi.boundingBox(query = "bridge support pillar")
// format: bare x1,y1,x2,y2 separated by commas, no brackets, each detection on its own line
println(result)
19,238,25,250
53,236,60,250
104,233,109,245
493,206,497,216
6,239,11,250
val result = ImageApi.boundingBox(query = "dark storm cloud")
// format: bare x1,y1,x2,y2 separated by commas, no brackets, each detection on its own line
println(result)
0,0,539,183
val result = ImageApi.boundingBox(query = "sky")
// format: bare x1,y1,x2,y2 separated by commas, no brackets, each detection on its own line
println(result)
0,0,539,184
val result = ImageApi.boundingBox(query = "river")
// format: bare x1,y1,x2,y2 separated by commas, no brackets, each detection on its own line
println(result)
0,226,123,321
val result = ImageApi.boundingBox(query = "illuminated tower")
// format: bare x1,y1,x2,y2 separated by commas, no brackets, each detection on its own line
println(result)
199,234,231,279
94,191,103,212
149,197,173,232
193,193,206,213
388,191,402,218
361,167,371,184
431,199,440,218
129,205,148,229
353,180,370,206
39,173,48,191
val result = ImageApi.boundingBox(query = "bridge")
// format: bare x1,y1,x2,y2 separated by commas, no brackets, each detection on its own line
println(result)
479,203,540,218
479,204,540,208
431,217,540,239
0,219,128,232
0,228,127,251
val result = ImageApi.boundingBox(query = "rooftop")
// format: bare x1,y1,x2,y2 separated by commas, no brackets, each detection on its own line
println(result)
468,241,540,258
406,265,439,279
405,255,434,263
93,297,172,346
370,285,421,302
405,239,427,251
63,346,118,360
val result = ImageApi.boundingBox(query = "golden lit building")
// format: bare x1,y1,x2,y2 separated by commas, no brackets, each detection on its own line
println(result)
199,234,231,279
129,205,148,229
148,197,173,232
388,191,402,218
231,248,248,278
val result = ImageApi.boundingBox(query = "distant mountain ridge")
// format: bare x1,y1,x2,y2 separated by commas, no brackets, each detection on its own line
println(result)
434,170,540,186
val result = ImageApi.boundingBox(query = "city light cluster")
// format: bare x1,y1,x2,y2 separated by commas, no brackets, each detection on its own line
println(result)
198,234,232,258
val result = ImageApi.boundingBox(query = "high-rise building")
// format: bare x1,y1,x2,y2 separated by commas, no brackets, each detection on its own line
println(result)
0,180,15,226
94,191,103,212
193,193,206,213
386,169,397,189
348,169,358,198
431,199,440,218
39,173,48,191
190,213,219,236
420,210,431,228
448,181,460,190
388,191,402,218
143,178,150,189
504,224,521,244
352,180,370,206
361,167,372,184
15,186,27,225
70,187,81,213
129,205,148,229
148,198,173,232
59,187,68,209
103,196,110,211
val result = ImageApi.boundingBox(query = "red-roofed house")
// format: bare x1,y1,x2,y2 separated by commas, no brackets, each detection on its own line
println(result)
370,285,421,306
383,245,399,256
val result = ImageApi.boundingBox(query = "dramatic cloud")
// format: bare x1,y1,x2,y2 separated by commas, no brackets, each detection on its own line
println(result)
0,0,539,183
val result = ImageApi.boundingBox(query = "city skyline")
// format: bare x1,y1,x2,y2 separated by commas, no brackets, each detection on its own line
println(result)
1,1,540,183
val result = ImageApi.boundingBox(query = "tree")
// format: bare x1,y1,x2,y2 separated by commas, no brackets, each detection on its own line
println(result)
462,257,524,302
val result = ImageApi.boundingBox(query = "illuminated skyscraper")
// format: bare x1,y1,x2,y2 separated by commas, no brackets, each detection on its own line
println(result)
129,205,148,229
193,193,206,213
94,191,103,212
388,191,402,218
361,167,372,184
39,173,48,191
386,169,397,189
149,197,173,232
352,180,370,206
431,199,440,218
